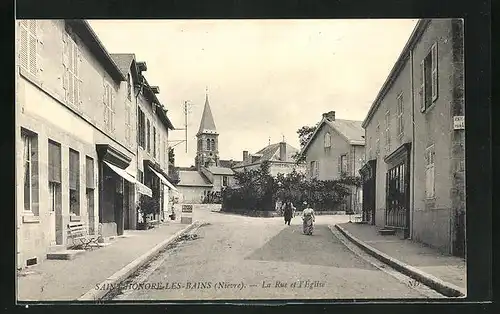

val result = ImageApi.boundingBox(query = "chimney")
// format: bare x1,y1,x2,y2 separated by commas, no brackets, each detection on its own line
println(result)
137,61,148,72
279,142,287,161
243,151,249,161
322,111,336,121
151,86,160,94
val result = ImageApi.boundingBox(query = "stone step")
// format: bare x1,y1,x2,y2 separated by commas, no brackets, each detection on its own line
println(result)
46,249,85,260
378,228,396,236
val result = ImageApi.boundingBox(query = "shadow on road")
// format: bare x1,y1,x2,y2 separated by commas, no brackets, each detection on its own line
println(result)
245,225,377,270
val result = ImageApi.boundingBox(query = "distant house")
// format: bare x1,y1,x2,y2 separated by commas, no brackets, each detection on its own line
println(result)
176,92,237,203
360,19,465,257
298,111,365,213
232,141,306,177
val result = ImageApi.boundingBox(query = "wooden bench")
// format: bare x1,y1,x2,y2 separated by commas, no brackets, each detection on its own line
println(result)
67,222,100,250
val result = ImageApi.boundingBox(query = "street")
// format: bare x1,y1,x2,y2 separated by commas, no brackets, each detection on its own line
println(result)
108,210,439,300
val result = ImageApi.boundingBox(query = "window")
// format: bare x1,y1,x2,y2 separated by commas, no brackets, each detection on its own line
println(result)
211,139,216,151
85,156,95,189
420,43,438,112
425,145,435,198
385,110,391,152
309,161,319,178
137,170,144,184
138,109,145,148
103,83,114,132
324,132,331,149
222,176,228,187
22,130,39,215
48,140,61,184
397,93,404,137
207,139,211,151
18,20,38,76
146,119,150,153
153,126,156,158
69,149,80,216
340,154,348,175
127,73,132,100
376,123,380,156
63,32,81,108
125,104,132,145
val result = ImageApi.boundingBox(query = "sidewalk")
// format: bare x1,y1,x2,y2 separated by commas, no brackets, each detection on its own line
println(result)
17,221,191,301
336,222,466,296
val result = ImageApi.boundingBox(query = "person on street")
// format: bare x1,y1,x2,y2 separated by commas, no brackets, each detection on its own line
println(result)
283,201,295,226
301,201,315,235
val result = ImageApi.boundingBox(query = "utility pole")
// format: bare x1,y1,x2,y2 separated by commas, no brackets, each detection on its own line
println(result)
168,101,193,153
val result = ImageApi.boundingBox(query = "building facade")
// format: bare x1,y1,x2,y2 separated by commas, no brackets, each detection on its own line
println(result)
299,111,365,212
361,19,465,257
232,142,306,177
15,20,174,269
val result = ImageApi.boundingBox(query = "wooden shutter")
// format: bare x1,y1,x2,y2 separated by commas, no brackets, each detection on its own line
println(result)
48,141,61,183
103,83,108,126
86,157,95,189
420,60,426,112
111,92,115,132
69,150,79,190
36,20,43,75
338,156,342,175
431,43,438,102
73,45,80,107
19,20,29,70
28,20,37,75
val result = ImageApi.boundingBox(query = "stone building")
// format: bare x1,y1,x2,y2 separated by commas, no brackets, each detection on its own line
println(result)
360,19,465,257
232,141,306,177
298,111,365,213
15,20,174,268
176,92,236,203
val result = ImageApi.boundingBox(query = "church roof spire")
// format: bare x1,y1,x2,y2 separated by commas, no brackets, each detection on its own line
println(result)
197,87,217,136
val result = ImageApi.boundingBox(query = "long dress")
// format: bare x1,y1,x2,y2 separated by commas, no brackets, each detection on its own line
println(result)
283,204,293,225
302,207,315,235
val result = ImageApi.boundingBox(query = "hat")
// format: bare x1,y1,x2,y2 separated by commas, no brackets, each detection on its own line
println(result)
303,201,308,205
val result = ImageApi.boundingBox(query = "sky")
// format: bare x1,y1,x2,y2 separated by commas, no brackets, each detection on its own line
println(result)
88,19,418,167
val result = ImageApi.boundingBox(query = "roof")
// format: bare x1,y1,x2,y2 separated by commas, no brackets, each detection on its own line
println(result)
207,166,234,175
197,94,217,135
233,142,300,168
362,19,430,128
141,76,175,130
219,159,240,168
299,117,365,158
110,53,135,77
67,20,126,82
177,170,213,187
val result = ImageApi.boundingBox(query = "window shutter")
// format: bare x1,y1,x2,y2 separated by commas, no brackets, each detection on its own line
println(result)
338,156,342,175
420,59,426,112
430,165,435,197
19,21,29,70
48,142,61,183
28,20,37,75
431,43,438,102
68,68,74,105
86,157,95,189
62,68,69,95
62,32,69,68
69,150,79,190
111,93,115,132
36,20,43,75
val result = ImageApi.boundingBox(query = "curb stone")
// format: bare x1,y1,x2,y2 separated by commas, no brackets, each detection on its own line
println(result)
77,221,201,301
335,224,466,298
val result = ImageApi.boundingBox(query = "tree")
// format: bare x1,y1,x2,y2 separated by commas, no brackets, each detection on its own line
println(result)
138,194,160,229
168,147,175,165
291,123,319,163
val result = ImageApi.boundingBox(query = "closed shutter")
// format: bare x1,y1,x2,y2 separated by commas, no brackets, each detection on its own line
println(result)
73,45,80,107
111,92,115,132
338,156,342,175
431,43,438,101
48,141,61,183
28,20,37,75
103,83,108,126
86,156,95,189
69,150,79,190
35,20,43,75
420,60,425,112
19,20,29,70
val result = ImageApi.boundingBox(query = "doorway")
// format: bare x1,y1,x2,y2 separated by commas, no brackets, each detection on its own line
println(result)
49,182,62,245
115,178,124,236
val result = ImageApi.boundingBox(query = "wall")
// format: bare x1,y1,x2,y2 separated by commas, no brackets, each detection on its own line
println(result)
304,123,351,181
269,162,307,177
411,19,455,253
177,186,210,204
365,50,414,229
16,20,137,268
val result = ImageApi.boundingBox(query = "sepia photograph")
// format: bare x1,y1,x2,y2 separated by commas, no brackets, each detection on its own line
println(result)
15,18,467,302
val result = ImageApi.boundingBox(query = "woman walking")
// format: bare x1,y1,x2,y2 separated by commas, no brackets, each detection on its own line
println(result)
301,201,315,235
283,201,295,226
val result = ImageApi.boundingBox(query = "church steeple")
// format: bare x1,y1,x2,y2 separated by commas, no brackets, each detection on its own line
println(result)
195,87,220,170
197,88,217,136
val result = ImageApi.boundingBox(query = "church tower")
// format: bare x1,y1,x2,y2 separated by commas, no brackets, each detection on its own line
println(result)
195,89,219,169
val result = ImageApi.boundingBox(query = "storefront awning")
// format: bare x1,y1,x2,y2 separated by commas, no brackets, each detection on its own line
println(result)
149,166,178,191
104,161,152,197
